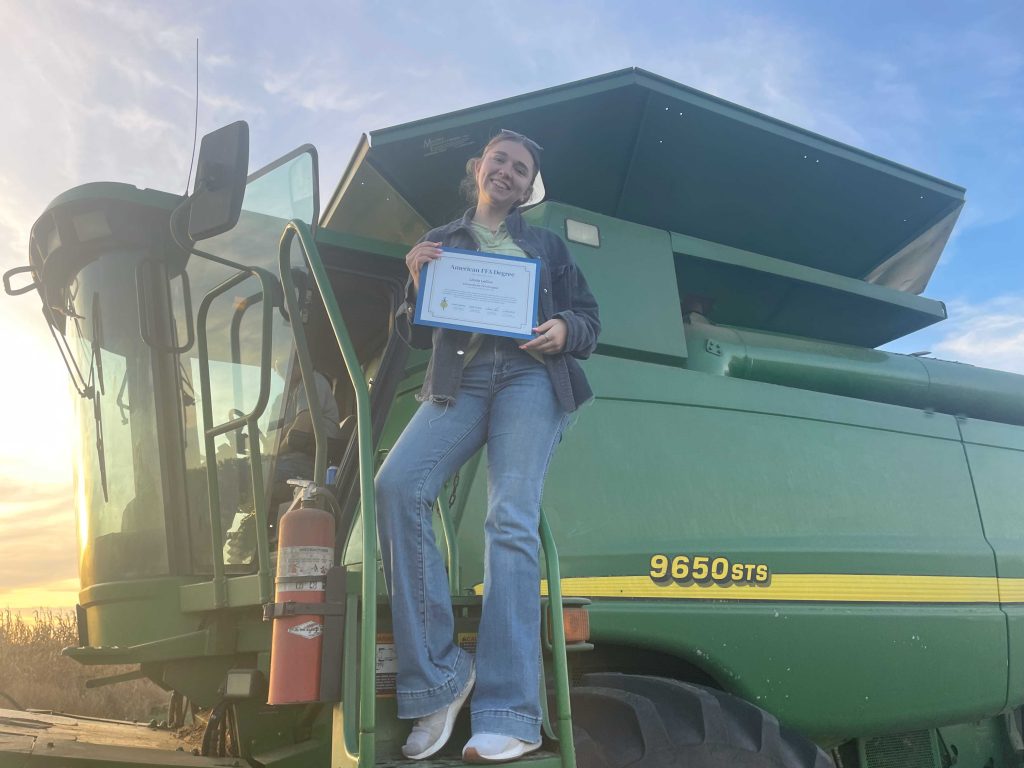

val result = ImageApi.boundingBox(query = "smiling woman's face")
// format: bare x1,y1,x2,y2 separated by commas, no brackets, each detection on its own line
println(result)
474,139,536,210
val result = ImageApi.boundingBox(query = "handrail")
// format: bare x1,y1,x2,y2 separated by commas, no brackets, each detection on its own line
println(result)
278,220,377,765
278,220,575,767
540,512,577,768
195,267,277,606
431,492,576,766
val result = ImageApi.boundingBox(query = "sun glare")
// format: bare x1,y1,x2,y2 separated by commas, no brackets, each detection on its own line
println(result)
0,305,80,610
1,579,80,613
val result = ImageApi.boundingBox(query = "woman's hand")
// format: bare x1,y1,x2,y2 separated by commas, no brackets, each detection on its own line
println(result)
405,241,443,292
520,318,568,355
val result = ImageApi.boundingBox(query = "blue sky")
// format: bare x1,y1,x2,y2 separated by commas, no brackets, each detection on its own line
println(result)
1,0,1022,606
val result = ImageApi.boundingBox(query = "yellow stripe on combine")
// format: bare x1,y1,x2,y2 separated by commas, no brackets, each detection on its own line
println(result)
997,579,1024,603
473,574,1024,603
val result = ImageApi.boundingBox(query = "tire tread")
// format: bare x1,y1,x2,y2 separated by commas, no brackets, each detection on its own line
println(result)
570,673,833,768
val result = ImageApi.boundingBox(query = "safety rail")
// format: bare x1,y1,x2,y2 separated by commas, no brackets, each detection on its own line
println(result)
279,218,576,768
194,266,278,607
432,492,576,768
278,220,379,765
539,513,577,768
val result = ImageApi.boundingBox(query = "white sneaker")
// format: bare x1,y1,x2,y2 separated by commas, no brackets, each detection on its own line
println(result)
462,733,542,763
401,665,476,759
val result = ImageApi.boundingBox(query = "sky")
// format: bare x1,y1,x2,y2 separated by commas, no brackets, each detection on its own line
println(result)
1,0,1022,609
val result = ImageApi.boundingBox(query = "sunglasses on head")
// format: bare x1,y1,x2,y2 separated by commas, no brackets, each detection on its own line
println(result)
497,129,543,154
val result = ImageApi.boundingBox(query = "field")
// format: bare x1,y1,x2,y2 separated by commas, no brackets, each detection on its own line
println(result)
0,608,168,721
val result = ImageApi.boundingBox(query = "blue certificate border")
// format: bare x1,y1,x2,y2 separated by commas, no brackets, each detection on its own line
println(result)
413,247,540,340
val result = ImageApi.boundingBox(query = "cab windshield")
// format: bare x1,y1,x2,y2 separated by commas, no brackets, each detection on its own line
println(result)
64,149,320,584
67,259,169,586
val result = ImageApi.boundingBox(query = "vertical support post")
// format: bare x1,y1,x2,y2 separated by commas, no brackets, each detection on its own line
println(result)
280,221,377,768
540,511,577,768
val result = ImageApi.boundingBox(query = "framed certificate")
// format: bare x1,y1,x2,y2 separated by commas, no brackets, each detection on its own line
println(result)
414,248,540,340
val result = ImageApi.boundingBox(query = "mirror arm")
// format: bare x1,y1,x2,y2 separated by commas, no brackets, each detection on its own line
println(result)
169,198,251,273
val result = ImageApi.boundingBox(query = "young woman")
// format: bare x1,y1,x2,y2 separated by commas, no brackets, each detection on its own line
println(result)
376,130,600,763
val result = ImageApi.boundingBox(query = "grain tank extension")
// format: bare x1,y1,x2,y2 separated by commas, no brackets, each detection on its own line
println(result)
4,68,1024,768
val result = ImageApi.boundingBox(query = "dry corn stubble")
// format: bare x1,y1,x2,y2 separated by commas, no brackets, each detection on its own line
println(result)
0,608,168,721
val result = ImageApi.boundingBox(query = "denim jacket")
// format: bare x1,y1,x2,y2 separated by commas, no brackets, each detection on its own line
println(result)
396,208,601,412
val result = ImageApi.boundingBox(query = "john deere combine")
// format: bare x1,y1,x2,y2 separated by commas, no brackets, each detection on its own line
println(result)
4,68,1023,768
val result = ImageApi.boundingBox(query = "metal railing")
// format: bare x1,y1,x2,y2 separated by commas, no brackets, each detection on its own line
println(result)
157,210,586,762
194,266,278,606
278,220,379,765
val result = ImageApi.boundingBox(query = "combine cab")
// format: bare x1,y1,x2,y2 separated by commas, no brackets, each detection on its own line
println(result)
5,69,1024,768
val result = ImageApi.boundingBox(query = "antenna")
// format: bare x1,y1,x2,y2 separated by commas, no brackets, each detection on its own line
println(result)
184,38,199,196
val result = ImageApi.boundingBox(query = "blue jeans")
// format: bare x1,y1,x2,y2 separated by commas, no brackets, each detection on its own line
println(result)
376,336,569,742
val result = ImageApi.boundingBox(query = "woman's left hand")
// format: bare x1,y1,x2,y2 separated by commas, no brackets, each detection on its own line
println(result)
520,318,568,355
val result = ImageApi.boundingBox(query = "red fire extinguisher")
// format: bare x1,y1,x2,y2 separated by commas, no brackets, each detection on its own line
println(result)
267,483,335,704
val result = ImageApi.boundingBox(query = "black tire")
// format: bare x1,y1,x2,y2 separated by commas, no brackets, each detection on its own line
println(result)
570,673,834,768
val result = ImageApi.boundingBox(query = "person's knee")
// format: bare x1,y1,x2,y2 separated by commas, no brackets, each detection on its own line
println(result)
374,463,405,507
485,508,540,548
376,461,435,514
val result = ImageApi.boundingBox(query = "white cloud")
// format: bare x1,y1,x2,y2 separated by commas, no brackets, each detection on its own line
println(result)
93,104,179,136
931,296,1024,375
645,20,867,146
0,175,36,261
74,0,200,61
0,477,76,593
262,57,385,114
295,83,385,114
205,53,235,69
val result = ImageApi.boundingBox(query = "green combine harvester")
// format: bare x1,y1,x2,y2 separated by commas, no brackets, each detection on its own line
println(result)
4,68,1024,768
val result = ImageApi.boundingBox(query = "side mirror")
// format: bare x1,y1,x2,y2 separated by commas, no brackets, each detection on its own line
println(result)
188,121,249,241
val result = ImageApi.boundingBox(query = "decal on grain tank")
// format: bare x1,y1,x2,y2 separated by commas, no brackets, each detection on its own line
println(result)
648,554,770,585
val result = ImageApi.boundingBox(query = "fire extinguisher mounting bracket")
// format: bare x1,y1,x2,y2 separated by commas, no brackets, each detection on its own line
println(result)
263,601,346,621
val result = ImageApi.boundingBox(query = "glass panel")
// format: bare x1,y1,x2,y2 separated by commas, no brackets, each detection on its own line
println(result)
177,268,293,572
67,256,168,586
322,160,429,246
243,152,316,225
178,150,320,574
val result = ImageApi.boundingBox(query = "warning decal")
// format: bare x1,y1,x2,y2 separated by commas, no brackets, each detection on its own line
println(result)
287,620,323,640
376,634,397,697
277,545,333,592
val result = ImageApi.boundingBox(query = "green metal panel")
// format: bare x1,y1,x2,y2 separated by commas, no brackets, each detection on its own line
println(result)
586,603,1004,739
446,356,1006,740
583,353,960,440
684,321,1024,426
547,358,993,577
524,202,687,361
314,227,408,262
672,231,947,346
40,181,180,212
328,68,964,290
958,418,1024,709
77,578,204,649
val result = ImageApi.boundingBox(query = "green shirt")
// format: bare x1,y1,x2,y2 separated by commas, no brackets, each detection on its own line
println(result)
463,221,543,365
